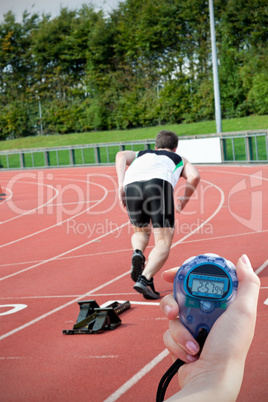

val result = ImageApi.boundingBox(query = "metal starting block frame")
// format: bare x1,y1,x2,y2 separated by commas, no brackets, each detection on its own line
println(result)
63,300,131,335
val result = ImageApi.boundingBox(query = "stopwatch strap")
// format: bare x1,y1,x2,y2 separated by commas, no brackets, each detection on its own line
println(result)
195,328,208,351
156,329,208,402
156,357,185,402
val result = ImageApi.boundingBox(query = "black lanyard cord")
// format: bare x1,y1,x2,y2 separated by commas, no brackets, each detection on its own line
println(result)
156,357,185,402
156,328,208,402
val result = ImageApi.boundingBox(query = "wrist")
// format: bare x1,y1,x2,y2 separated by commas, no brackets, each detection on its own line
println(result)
173,363,242,402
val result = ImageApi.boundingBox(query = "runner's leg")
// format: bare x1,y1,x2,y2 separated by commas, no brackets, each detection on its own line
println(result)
142,226,174,280
131,224,151,252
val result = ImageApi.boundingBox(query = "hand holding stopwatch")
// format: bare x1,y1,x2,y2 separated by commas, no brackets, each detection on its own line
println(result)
156,254,238,402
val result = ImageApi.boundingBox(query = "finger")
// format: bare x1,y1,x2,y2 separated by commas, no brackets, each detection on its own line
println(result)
228,254,260,334
169,319,200,356
160,294,179,320
230,254,260,320
120,195,126,207
162,267,179,283
236,254,260,290
164,326,199,363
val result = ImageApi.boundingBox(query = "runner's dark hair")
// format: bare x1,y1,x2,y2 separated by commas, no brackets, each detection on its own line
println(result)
155,130,178,150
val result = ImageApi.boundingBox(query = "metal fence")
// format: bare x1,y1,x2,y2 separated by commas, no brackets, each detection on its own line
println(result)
0,130,267,170
220,130,268,163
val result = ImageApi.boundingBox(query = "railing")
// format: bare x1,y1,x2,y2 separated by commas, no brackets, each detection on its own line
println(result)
0,140,155,169
220,130,268,163
0,130,267,169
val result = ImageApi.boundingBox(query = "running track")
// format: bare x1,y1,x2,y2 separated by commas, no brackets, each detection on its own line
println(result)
0,165,267,401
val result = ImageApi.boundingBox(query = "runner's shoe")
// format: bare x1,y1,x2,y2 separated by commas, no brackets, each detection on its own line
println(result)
131,249,145,282
134,275,160,300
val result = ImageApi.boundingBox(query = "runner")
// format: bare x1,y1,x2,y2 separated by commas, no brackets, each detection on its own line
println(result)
116,130,200,299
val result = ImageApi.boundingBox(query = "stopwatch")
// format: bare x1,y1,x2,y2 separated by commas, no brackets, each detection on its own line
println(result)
173,253,238,338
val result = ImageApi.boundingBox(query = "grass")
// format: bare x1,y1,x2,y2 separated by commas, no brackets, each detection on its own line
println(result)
223,134,267,161
0,115,267,168
0,114,267,152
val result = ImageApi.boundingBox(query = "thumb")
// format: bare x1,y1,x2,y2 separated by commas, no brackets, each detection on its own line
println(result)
236,254,260,294
162,267,179,283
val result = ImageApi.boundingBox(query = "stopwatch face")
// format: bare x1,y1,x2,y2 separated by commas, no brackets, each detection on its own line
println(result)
173,254,238,337
185,263,231,300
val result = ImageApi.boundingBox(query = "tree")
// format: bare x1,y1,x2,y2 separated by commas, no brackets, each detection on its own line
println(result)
0,0,267,138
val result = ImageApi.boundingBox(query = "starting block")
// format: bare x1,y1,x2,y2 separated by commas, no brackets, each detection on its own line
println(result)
63,300,131,335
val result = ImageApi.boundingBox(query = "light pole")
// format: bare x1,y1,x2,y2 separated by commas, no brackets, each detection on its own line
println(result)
209,0,222,133
39,99,43,135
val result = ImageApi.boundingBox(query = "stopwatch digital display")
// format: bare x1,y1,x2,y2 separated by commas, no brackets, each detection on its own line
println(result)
188,272,229,298
173,254,238,338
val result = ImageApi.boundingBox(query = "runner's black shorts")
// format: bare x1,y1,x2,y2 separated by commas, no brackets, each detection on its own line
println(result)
125,178,175,228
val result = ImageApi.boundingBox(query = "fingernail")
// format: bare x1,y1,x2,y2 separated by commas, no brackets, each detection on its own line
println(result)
163,305,172,316
241,254,250,266
186,341,199,355
161,270,168,278
186,354,198,362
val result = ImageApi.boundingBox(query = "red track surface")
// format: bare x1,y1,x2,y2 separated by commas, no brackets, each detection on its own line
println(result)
0,165,267,401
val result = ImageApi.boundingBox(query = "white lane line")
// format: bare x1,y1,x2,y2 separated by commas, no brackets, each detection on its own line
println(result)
255,259,268,275
2,227,268,268
171,179,225,249
1,181,59,225
103,349,169,402
0,187,13,205
0,180,107,249
0,248,134,267
46,200,98,206
0,304,27,316
0,221,129,282
208,168,268,182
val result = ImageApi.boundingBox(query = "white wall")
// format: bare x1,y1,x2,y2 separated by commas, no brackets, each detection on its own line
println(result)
177,137,222,163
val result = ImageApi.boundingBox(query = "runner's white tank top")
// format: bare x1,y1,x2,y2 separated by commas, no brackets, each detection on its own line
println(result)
123,150,184,189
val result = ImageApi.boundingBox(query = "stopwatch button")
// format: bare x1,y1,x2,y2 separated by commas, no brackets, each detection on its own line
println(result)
186,315,193,323
200,300,213,312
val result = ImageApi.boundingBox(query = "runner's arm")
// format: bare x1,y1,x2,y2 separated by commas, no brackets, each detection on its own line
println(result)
177,158,200,213
116,151,136,207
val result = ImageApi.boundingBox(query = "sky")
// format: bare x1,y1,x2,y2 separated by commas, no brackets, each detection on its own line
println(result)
0,0,123,22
